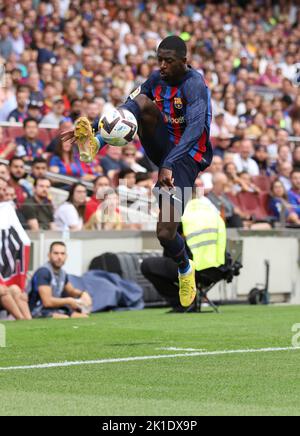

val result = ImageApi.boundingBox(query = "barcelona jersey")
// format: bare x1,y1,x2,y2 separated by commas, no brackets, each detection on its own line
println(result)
129,68,212,170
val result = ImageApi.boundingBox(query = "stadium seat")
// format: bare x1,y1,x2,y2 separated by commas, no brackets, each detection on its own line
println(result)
226,192,240,208
237,191,269,221
252,175,271,192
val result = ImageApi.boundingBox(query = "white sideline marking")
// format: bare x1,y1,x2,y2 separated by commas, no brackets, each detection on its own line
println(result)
157,347,207,352
0,346,300,372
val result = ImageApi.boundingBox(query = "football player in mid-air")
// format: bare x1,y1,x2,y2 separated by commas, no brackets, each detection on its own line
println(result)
62,36,213,308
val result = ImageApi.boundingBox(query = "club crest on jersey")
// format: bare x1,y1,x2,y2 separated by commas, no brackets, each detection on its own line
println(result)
174,97,183,110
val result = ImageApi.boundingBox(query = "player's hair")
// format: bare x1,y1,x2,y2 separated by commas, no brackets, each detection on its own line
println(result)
158,36,187,59
49,241,66,253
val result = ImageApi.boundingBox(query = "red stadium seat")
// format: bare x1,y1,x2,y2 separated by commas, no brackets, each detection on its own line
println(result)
252,175,271,192
237,191,269,221
226,192,240,208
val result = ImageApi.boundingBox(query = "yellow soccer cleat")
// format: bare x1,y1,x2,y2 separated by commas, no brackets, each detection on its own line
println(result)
74,117,100,163
179,260,197,308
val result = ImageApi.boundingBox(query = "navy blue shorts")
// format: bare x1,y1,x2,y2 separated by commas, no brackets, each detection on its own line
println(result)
139,112,213,216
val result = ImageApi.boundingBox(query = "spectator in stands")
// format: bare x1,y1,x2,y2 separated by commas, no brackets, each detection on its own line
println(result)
0,163,10,181
117,168,138,205
15,118,45,162
101,145,128,179
239,172,261,194
41,96,66,127
121,144,147,173
7,86,29,123
84,175,111,224
201,155,224,192
8,157,30,207
30,157,48,181
233,139,260,176
0,284,32,320
85,189,124,231
49,138,95,180
288,170,300,218
54,182,87,231
253,144,272,176
21,177,55,231
0,22,13,60
213,133,232,160
224,163,251,194
207,173,244,228
27,102,43,123
47,118,74,153
269,180,300,225
28,241,92,319
0,126,16,159
278,162,293,192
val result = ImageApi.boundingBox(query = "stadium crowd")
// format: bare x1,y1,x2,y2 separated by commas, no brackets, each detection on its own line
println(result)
0,0,300,230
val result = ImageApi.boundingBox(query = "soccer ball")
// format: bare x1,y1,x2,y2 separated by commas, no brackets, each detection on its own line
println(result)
99,108,138,147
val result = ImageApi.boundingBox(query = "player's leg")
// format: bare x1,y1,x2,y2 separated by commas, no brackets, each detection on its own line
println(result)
121,94,173,166
9,285,32,320
0,286,24,320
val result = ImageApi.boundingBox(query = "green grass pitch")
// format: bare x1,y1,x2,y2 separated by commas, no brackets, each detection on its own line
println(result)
0,305,300,416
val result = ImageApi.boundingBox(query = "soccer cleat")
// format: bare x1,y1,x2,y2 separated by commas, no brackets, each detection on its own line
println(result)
179,260,197,308
74,117,100,163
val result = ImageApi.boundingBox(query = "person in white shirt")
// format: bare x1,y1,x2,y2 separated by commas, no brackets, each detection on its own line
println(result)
233,139,260,176
55,183,87,231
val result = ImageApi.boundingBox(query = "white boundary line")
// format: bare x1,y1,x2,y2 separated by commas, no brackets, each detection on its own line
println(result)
0,346,300,372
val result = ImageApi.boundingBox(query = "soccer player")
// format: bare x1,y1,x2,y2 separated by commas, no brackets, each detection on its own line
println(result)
62,36,213,308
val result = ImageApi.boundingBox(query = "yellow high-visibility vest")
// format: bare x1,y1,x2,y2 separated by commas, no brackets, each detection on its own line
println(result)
182,198,226,271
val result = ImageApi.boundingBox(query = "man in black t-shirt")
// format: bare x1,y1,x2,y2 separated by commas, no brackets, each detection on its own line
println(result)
21,177,55,231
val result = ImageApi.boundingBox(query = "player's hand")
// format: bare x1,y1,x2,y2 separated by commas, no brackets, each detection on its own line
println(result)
61,128,77,145
158,168,175,190
81,291,92,307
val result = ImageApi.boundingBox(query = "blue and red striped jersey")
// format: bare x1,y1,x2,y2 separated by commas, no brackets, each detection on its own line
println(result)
132,68,212,169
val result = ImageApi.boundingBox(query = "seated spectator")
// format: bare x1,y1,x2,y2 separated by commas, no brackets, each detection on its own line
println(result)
21,177,55,231
269,179,300,225
0,163,10,181
117,168,138,204
224,163,250,194
288,170,300,218
7,85,29,123
46,118,74,153
49,138,94,180
0,126,16,159
201,155,224,192
54,183,87,231
253,144,272,176
101,145,128,178
207,173,245,228
8,157,30,208
28,241,92,319
28,102,43,123
213,133,232,160
15,118,45,162
233,139,260,176
29,157,48,182
41,96,66,127
239,171,261,194
0,285,32,320
84,175,111,223
278,161,293,192
121,144,147,173
85,190,124,231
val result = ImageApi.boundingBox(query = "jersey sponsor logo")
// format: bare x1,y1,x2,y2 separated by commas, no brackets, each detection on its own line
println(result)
165,114,186,125
129,86,141,100
174,97,183,110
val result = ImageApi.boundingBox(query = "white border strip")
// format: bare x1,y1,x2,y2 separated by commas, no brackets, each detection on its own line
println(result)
1,346,300,371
